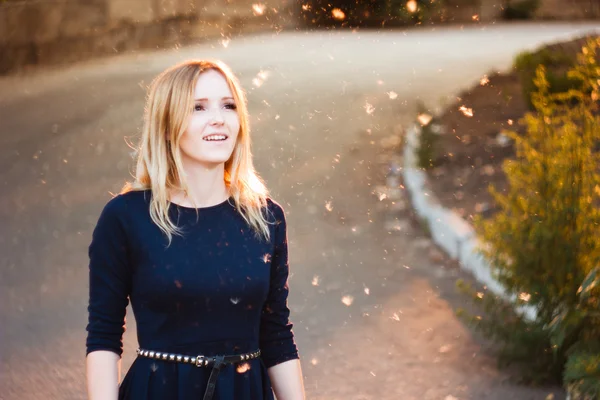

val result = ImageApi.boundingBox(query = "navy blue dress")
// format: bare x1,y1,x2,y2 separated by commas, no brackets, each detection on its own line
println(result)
86,189,299,399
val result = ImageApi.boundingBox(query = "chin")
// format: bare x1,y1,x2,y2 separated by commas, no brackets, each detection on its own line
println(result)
198,155,234,166
183,150,235,167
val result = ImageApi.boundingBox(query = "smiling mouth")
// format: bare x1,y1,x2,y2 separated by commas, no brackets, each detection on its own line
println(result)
203,134,229,141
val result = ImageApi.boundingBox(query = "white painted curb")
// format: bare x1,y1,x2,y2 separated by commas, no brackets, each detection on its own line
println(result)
402,123,537,320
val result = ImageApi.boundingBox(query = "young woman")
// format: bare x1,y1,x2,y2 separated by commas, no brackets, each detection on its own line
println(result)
85,60,305,400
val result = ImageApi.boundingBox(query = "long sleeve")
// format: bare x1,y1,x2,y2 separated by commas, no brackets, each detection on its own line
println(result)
259,202,300,368
86,196,132,358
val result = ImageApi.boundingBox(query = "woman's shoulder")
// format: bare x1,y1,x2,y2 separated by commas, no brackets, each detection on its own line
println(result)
265,196,284,212
264,196,286,224
97,189,150,220
118,188,151,206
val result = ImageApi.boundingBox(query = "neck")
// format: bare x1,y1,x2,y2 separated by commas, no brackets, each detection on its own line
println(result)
171,161,229,207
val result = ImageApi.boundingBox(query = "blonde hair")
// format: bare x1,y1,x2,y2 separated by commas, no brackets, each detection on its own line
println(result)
122,59,271,245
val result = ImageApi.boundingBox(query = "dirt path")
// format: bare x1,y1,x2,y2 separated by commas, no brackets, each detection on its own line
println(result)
275,90,564,399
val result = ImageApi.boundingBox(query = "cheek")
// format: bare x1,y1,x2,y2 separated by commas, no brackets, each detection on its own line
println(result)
180,124,203,153
227,114,240,127
186,115,205,134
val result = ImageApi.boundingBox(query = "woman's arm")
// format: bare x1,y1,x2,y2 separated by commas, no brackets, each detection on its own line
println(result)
268,358,305,400
86,350,120,400
85,196,133,399
260,200,305,399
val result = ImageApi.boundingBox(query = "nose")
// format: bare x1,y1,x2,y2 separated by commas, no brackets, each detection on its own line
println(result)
209,107,225,125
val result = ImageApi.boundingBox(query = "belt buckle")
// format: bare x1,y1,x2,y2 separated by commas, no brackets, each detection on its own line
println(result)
195,355,206,367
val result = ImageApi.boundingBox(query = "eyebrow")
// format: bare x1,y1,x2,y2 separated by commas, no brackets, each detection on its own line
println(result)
194,97,235,101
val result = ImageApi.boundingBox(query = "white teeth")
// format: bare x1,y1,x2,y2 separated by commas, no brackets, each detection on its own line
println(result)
204,135,227,141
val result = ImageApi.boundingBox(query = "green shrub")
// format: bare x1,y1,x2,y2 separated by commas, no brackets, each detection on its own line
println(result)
457,38,600,388
549,267,600,399
514,48,581,110
502,0,540,19
514,49,573,71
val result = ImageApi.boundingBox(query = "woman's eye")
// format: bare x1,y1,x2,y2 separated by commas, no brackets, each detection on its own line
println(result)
193,103,236,112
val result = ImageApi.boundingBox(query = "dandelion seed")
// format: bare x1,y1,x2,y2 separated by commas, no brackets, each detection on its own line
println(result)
331,8,345,20
378,193,387,201
472,14,480,21
341,295,354,306
252,3,265,15
262,254,271,263
496,131,511,147
439,344,452,353
388,91,398,100
406,0,418,13
364,287,370,295
508,119,513,125
417,113,432,126
459,105,473,117
519,292,531,302
312,276,320,286
236,363,251,373
476,292,484,299
365,102,375,115
257,70,270,80
482,165,495,176
370,371,376,376
302,4,310,11
275,115,280,120
311,358,319,365
480,74,489,86
325,201,333,212
252,71,269,88
391,313,400,321
221,39,230,48
230,297,240,305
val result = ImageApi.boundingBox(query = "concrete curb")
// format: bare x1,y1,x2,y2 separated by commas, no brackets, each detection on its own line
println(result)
402,123,537,320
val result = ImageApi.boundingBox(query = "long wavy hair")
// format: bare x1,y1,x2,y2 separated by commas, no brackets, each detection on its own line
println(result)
122,59,271,245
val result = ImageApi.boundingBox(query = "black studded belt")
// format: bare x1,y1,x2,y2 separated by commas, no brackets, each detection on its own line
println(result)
136,347,261,400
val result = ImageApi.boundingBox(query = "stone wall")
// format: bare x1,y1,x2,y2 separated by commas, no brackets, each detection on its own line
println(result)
474,0,600,21
536,0,600,19
0,0,296,74
441,0,600,22
1,0,598,75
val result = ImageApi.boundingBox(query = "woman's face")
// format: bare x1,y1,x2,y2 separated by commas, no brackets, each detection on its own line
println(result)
178,69,240,168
